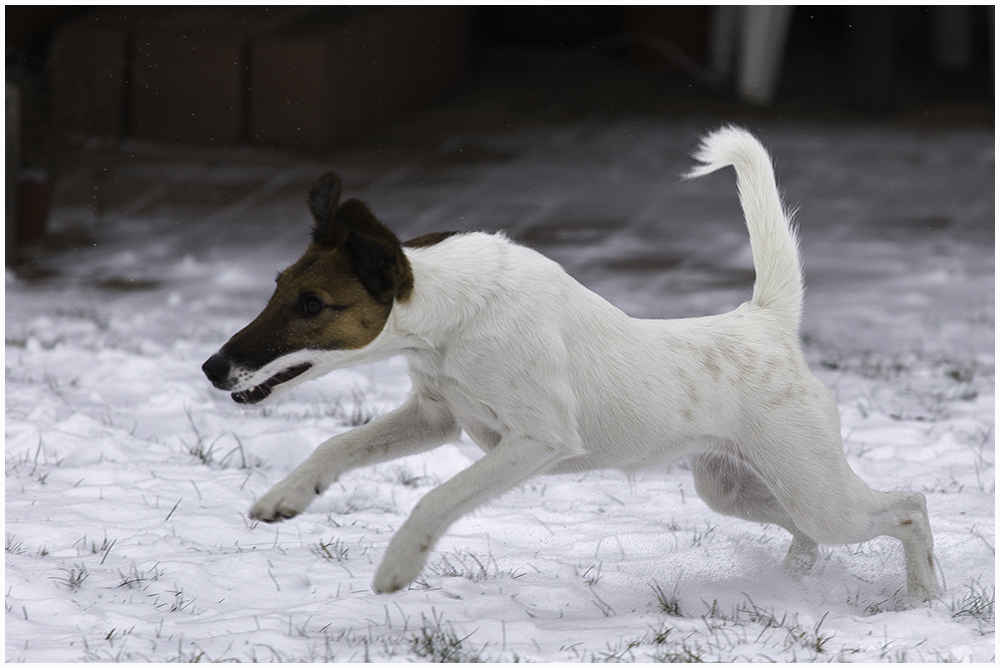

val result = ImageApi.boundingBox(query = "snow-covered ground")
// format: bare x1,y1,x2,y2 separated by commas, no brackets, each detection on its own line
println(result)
5,120,994,661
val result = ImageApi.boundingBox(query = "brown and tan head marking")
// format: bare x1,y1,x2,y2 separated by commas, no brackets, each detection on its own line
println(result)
308,172,413,304
202,172,414,403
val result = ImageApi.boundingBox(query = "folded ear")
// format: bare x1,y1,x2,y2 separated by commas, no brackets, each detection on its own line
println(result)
308,172,343,245
306,172,413,302
333,200,413,301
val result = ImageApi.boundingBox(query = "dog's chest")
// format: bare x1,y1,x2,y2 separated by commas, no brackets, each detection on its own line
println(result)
402,350,501,439
436,375,508,447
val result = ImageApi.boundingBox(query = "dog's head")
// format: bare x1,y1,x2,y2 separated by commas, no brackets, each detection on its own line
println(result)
202,172,413,404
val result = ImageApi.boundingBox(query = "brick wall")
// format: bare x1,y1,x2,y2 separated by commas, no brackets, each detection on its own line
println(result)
52,7,471,151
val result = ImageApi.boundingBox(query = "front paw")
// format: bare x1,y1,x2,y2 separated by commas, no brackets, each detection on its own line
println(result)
249,477,321,522
372,533,430,593
373,557,425,594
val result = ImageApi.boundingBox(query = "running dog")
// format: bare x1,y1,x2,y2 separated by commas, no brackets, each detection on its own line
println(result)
202,127,939,600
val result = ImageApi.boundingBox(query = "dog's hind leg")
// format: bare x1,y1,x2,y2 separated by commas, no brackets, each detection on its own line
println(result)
250,391,459,522
738,384,940,602
765,456,938,602
691,453,818,574
373,431,582,593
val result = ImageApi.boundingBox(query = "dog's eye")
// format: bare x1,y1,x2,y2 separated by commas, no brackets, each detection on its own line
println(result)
299,296,325,316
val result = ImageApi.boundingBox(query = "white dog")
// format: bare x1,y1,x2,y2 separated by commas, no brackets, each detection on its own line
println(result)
203,127,939,600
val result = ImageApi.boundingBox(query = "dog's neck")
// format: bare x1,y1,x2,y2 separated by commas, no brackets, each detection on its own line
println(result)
384,234,510,353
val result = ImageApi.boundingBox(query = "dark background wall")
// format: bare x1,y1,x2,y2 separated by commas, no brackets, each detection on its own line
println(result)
8,6,994,158
6,5,994,252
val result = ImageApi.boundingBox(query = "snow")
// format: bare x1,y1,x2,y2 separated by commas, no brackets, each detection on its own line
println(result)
5,120,994,662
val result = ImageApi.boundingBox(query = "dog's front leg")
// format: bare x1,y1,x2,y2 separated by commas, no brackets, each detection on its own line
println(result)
250,393,458,522
373,433,580,593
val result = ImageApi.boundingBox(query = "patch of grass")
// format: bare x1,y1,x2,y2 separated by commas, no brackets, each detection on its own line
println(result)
816,347,992,423
217,437,263,470
185,439,217,465
652,645,706,662
593,637,643,661
419,548,524,586
787,612,834,654
590,588,615,617
180,408,260,470
329,389,381,427
89,535,118,565
116,562,162,589
409,609,484,663
583,622,707,662
848,588,910,616
676,596,847,659
311,537,350,563
580,562,604,586
180,407,217,465
818,350,911,381
154,587,195,614
5,436,62,479
50,563,90,591
5,534,25,555
267,388,382,427
949,579,995,635
945,359,979,385
651,581,683,617
690,522,718,547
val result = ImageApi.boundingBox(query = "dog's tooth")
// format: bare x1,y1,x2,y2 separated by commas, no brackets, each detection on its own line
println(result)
231,384,271,405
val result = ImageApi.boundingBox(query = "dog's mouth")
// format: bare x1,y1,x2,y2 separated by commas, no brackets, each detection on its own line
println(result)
231,363,313,405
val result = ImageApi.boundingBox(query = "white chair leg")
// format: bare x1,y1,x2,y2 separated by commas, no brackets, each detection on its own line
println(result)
737,5,793,106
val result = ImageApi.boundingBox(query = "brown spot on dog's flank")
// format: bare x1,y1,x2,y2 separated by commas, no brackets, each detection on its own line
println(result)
701,348,722,381
404,231,462,249
900,519,914,526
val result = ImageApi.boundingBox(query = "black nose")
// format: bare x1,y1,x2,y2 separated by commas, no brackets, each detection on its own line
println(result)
202,353,232,388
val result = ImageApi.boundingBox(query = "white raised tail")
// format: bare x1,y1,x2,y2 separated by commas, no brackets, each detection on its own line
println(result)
687,126,803,331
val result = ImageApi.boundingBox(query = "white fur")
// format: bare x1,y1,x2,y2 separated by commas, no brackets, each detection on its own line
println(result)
247,127,940,600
